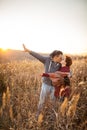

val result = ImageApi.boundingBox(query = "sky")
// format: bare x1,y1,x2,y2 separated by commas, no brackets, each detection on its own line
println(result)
0,0,87,54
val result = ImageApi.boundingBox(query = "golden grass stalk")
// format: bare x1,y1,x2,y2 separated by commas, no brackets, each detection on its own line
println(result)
9,105,13,121
0,107,3,116
60,97,68,116
6,86,11,103
67,93,80,118
38,113,43,124
2,92,6,109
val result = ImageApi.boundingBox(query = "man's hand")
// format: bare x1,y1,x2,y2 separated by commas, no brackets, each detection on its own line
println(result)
22,44,30,52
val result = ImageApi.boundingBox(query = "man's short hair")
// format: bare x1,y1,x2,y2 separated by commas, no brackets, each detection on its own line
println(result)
50,50,63,58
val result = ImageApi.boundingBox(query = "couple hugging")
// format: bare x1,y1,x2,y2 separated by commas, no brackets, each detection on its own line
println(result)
23,44,72,119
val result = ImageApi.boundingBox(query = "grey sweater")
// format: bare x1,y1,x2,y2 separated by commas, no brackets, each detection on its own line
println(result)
29,51,61,85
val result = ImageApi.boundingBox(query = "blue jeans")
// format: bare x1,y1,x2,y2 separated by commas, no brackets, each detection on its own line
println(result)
38,82,55,111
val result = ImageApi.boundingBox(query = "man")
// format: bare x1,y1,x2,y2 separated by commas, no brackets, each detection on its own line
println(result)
23,44,63,119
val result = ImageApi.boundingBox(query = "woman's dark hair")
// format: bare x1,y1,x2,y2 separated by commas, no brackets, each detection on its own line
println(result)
63,76,70,86
50,50,63,58
65,56,72,67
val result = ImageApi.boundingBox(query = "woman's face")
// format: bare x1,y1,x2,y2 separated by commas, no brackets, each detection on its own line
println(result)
61,56,66,66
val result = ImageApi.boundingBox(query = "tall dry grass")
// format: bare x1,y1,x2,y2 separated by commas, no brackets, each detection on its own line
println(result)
0,58,87,130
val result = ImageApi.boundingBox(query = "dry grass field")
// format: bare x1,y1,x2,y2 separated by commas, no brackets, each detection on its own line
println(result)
0,57,87,130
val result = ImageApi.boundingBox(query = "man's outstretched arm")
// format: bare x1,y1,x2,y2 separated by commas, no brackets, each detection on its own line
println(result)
22,44,47,63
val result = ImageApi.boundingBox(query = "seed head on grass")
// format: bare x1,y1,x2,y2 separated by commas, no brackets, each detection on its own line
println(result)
60,97,68,116
67,93,80,118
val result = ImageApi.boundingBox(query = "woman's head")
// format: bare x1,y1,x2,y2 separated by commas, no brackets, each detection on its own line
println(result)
61,56,72,67
65,56,72,67
50,50,63,63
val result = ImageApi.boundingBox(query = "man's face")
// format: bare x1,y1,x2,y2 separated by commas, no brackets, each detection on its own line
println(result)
53,54,63,63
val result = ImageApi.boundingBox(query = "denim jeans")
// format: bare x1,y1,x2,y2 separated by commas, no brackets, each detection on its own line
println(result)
38,83,55,111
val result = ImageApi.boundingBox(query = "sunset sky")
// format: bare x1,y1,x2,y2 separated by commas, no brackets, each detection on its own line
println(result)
0,0,87,54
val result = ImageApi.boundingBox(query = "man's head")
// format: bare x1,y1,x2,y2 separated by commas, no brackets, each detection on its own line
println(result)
50,50,63,63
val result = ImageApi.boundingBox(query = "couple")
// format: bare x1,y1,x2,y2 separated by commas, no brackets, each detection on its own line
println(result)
23,44,72,119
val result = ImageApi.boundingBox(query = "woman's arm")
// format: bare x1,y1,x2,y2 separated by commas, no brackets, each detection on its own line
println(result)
42,72,60,78
55,71,70,76
42,71,70,78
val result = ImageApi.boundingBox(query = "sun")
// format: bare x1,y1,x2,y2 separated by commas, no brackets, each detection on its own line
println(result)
2,48,8,51
0,43,10,51
0,47,9,52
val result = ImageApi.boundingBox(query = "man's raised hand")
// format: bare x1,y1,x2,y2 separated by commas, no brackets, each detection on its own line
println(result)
22,44,30,52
